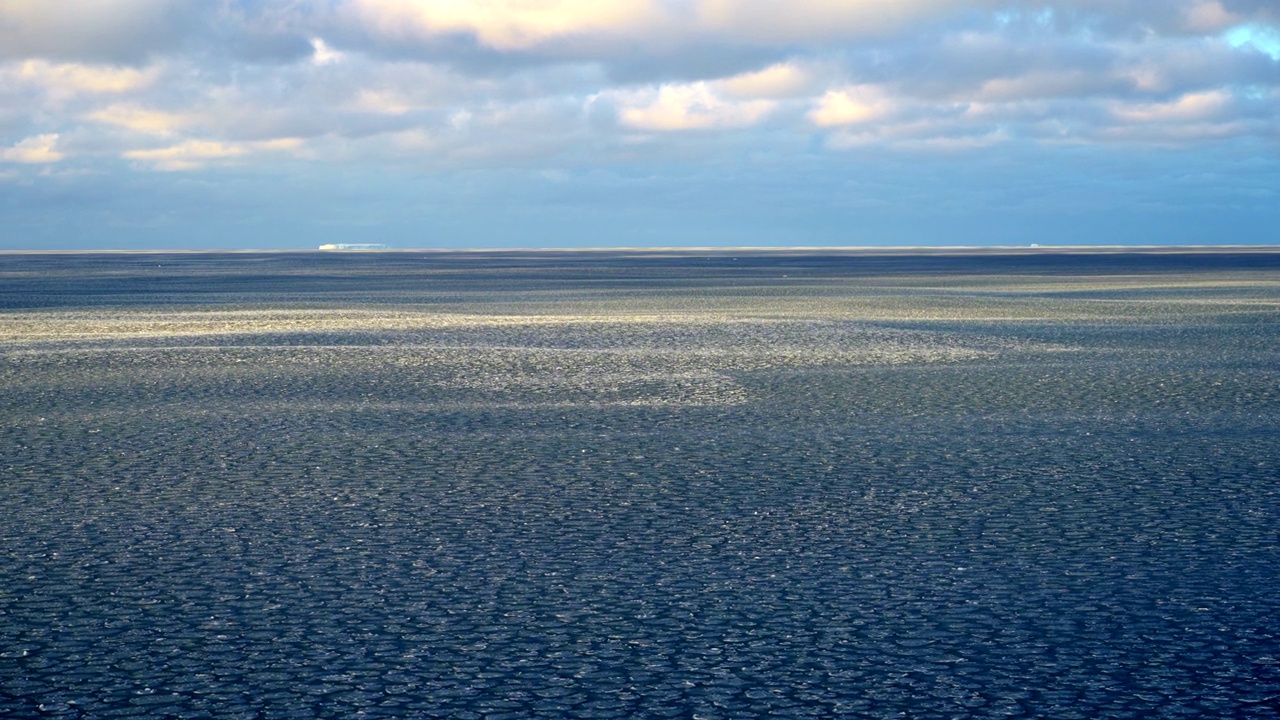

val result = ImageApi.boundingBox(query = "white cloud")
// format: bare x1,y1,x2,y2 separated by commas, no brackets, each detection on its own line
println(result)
310,38,344,66
123,137,303,171
610,82,777,131
87,104,193,134
341,0,665,51
17,60,158,95
123,139,245,170
809,86,895,127
1112,90,1233,123
716,62,817,99
346,90,418,115
1,134,65,164
0,0,1276,178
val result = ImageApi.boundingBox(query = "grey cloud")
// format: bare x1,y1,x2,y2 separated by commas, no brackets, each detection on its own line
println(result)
848,30,1120,99
303,1,1275,74
314,14,784,85
601,43,791,85
0,0,317,66
0,0,195,64
1,0,1277,176
812,9,1278,117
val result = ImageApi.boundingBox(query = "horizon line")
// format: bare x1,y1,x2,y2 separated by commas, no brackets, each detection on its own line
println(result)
4,244,1280,255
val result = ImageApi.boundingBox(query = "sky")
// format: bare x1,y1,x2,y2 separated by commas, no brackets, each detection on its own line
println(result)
1,0,1278,250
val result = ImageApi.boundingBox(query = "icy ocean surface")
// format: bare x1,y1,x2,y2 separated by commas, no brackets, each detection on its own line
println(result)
2,250,1279,718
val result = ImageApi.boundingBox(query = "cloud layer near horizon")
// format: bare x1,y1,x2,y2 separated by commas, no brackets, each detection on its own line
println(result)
2,1,1278,248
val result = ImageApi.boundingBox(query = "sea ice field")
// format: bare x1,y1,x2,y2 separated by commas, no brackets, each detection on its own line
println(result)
2,249,1279,718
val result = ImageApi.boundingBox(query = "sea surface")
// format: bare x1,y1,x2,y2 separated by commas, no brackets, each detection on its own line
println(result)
2,250,1279,718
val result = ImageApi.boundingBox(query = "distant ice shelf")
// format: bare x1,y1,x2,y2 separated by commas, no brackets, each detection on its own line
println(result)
319,243,391,250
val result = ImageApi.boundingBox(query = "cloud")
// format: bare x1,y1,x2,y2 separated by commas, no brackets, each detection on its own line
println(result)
0,0,188,63
1,134,65,163
716,62,818,99
340,0,667,51
346,90,417,115
1184,1,1240,33
1112,90,1233,123
695,0,998,42
87,105,193,134
809,86,896,127
16,60,159,95
973,69,1117,102
608,82,777,131
122,137,303,171
0,0,1277,178
310,37,344,66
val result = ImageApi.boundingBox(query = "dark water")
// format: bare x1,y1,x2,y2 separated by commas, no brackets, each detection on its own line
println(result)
2,251,1279,718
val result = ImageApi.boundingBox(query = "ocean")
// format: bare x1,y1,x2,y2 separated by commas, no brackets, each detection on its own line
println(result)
2,250,1279,718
